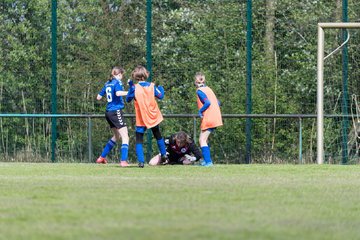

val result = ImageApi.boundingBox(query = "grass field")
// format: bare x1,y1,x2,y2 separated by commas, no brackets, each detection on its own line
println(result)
0,163,360,240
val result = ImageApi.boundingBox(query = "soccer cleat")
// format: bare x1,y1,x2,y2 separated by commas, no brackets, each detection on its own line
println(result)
200,161,213,167
96,157,107,164
138,162,144,168
120,161,129,167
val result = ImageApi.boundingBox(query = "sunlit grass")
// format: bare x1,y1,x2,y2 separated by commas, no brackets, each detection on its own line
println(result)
0,163,360,240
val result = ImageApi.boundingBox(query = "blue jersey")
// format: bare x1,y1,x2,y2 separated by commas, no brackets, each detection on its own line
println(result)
99,78,125,111
126,81,164,102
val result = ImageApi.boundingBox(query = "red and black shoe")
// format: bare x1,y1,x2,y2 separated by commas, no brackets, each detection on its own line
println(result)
96,157,107,164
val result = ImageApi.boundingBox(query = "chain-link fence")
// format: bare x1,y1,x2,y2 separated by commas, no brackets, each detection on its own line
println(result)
0,0,359,163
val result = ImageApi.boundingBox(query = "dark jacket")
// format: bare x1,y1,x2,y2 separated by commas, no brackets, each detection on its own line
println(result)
165,134,202,164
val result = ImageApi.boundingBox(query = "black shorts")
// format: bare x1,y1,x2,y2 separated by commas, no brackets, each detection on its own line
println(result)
105,110,127,129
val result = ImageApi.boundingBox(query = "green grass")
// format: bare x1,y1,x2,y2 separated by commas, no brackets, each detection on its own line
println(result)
1,163,360,240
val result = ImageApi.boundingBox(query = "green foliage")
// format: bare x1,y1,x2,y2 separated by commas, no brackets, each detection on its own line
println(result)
0,1,359,162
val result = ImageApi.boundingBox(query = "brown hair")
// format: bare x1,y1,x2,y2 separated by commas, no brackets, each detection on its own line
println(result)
132,65,149,82
174,131,192,146
109,66,125,80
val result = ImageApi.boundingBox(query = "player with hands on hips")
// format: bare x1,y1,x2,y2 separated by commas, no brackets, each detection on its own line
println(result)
195,72,223,167
96,66,130,167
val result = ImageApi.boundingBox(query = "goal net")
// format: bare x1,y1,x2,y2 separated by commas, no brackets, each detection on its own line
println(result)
317,23,360,164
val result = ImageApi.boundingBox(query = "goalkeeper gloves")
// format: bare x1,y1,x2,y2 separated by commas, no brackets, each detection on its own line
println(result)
184,154,197,162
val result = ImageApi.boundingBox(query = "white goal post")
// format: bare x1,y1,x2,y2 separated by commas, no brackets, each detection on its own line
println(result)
317,22,360,164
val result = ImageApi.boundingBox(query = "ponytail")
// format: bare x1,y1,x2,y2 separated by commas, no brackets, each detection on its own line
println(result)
109,66,125,81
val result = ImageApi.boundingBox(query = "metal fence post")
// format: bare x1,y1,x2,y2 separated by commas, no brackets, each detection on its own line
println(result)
193,116,197,143
88,117,92,163
299,117,303,164
146,0,153,162
245,0,253,164
51,0,58,162
341,0,349,164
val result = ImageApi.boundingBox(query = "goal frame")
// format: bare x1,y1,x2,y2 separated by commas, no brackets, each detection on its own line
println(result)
317,22,360,164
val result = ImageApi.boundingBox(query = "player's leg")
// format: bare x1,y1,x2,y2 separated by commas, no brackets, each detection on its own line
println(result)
135,126,146,168
148,154,162,166
151,125,168,163
96,112,117,164
112,109,130,165
118,127,129,167
199,129,213,166
107,109,130,166
96,137,116,164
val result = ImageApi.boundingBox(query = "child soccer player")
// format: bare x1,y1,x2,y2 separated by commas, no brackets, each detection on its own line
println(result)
96,66,130,167
148,131,202,165
194,72,223,167
126,65,168,168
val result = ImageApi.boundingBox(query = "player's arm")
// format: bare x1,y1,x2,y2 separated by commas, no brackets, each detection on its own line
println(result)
116,91,128,97
197,90,211,117
154,85,164,100
189,141,202,161
97,86,106,100
126,80,135,102
114,82,128,97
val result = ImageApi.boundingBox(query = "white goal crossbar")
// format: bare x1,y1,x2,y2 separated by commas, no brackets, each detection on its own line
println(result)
317,22,360,164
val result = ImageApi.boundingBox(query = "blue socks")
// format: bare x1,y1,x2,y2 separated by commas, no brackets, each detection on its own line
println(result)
101,140,129,162
101,139,116,158
156,138,167,156
135,138,165,164
136,143,145,163
201,146,212,163
121,144,128,161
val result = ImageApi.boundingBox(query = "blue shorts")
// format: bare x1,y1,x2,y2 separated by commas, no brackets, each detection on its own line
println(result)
136,126,147,133
203,128,216,133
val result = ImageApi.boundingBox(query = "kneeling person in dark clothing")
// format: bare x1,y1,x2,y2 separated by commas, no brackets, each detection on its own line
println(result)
149,131,202,165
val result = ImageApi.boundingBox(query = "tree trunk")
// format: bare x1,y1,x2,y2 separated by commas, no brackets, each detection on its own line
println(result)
0,83,4,156
266,0,277,163
271,51,278,162
335,0,342,22
265,0,276,64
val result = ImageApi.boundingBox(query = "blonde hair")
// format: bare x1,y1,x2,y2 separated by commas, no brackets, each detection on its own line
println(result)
194,72,205,87
132,65,149,82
